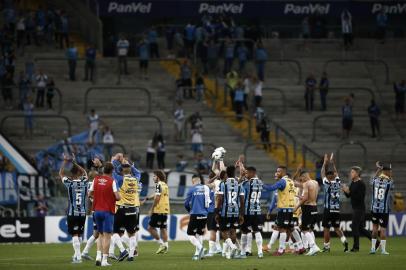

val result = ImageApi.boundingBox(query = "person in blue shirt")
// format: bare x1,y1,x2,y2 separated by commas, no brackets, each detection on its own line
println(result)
138,38,150,80
342,97,353,139
66,42,78,81
185,175,210,260
237,43,248,73
368,100,381,138
59,11,69,49
255,42,267,81
223,40,235,75
148,27,159,58
305,74,317,113
84,44,96,82
184,23,196,57
319,72,329,111
234,82,245,121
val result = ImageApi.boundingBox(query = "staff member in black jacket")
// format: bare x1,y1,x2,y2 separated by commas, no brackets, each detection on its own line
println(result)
342,166,372,252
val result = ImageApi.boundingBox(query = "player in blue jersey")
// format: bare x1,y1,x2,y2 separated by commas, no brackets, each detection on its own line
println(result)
59,154,89,264
239,165,264,259
185,175,211,260
216,165,245,259
370,162,394,255
320,154,348,252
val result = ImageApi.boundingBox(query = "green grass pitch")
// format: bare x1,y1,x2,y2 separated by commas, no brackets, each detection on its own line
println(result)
1,238,406,270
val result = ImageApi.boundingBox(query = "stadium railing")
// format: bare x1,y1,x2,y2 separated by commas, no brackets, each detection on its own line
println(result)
0,114,72,136
83,86,152,114
390,142,406,163
323,59,390,84
262,87,287,114
335,141,368,170
99,114,163,135
271,120,298,162
327,87,376,100
301,144,322,167
243,142,289,167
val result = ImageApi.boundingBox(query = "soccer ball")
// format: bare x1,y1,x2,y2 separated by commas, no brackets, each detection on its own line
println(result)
211,147,226,161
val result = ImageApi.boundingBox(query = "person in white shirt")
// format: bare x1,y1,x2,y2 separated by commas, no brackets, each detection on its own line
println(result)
174,104,185,141
102,126,114,160
191,127,203,156
16,16,26,49
116,35,130,75
35,69,48,108
252,76,263,109
146,134,158,169
243,74,251,111
341,9,353,50
88,109,100,144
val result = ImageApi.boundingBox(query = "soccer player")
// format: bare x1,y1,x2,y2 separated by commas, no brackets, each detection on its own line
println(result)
89,162,120,266
144,170,170,254
185,175,211,260
293,169,321,256
59,154,89,264
264,191,279,252
205,171,222,257
239,165,264,258
111,158,142,261
370,162,393,255
216,165,245,259
321,154,349,252
263,166,296,256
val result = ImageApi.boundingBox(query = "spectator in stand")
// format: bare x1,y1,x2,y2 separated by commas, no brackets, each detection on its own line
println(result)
25,55,35,82
174,102,185,141
255,42,267,81
243,73,251,111
102,126,114,160
305,74,317,113
46,77,55,110
116,34,130,75
4,49,15,76
180,60,193,99
39,154,52,179
146,134,158,169
226,70,239,110
2,70,14,109
341,9,353,50
237,42,248,73
376,8,388,44
35,69,48,107
254,106,265,132
319,72,329,111
138,37,150,80
35,195,48,217
194,152,210,175
394,80,406,120
16,15,26,51
174,30,184,57
342,97,353,139
302,16,310,39
84,44,96,82
195,73,205,103
191,124,203,156
35,6,46,46
184,22,196,58
148,26,159,58
66,42,78,81
157,134,166,169
23,97,34,138
223,39,235,75
189,112,203,130
176,153,188,172
165,26,175,54
88,109,100,144
18,71,31,109
259,116,271,150
199,39,209,75
207,40,219,73
252,75,263,109
59,11,69,49
234,81,245,121
368,99,381,138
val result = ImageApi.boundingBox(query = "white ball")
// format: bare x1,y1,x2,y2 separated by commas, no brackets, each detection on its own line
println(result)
212,150,222,161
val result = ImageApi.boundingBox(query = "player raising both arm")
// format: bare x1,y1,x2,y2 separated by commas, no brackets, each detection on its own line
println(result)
370,162,394,255
216,165,245,259
143,170,170,254
59,154,89,264
320,153,349,253
293,168,321,256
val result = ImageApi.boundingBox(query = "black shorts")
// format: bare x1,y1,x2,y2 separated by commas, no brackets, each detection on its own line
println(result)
187,215,207,235
301,205,318,230
322,209,341,228
219,216,239,231
139,60,148,69
371,212,389,228
342,118,353,130
276,211,293,228
114,206,140,234
67,215,86,236
241,214,263,233
149,213,168,229
292,217,299,227
207,212,218,231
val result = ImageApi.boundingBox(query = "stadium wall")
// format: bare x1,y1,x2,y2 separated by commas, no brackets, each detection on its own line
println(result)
1,214,406,243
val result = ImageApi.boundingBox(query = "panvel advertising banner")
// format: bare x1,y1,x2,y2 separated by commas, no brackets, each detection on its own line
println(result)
96,1,406,18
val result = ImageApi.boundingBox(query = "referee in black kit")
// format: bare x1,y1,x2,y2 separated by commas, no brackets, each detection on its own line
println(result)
342,166,372,252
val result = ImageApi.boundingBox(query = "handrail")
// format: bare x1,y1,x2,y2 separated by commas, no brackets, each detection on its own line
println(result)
244,142,289,167
262,87,287,114
328,87,375,100
312,114,370,142
99,114,163,135
266,59,302,85
84,86,152,114
271,120,297,161
301,144,322,167
336,141,368,170
323,59,390,84
0,114,72,136
390,142,406,163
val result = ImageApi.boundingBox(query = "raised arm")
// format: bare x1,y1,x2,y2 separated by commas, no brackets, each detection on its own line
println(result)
321,153,328,179
72,154,87,179
59,154,69,181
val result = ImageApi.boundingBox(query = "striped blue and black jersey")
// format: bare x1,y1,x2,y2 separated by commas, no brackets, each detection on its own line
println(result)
241,178,263,215
323,177,341,211
218,178,244,217
370,175,393,214
63,176,89,216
